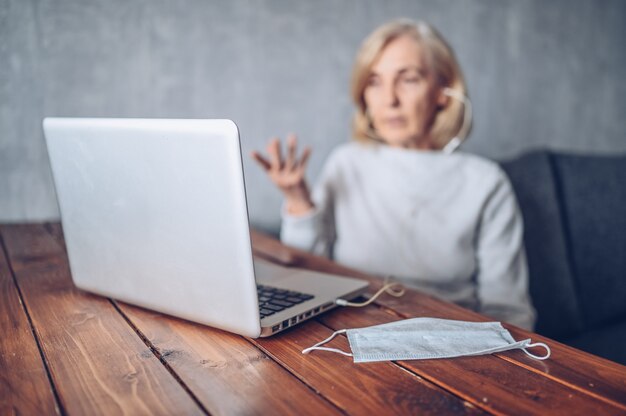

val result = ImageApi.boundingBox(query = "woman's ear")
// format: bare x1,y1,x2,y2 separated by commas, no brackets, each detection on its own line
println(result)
436,88,450,108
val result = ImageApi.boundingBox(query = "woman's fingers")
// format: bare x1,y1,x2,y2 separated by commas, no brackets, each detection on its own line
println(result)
251,151,271,171
299,146,312,170
255,135,311,174
285,133,297,171
267,138,283,171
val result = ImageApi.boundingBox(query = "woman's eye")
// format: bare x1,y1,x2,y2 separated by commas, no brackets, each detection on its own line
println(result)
366,77,381,87
401,76,420,84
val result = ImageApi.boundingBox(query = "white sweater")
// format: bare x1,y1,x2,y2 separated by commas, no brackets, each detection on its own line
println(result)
280,142,536,330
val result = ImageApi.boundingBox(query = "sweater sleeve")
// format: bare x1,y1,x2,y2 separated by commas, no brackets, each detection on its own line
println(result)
279,154,337,258
475,170,536,330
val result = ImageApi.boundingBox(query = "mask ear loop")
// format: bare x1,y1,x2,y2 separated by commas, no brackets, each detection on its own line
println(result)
301,329,352,356
335,276,405,307
521,341,551,360
441,87,472,154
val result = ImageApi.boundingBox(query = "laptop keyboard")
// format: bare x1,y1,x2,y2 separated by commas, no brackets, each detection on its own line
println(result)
257,284,314,319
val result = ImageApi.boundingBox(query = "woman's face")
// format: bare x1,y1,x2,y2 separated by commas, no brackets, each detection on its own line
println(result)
363,35,443,149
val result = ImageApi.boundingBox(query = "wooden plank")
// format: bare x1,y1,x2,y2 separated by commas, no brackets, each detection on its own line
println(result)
374,289,626,411
0,234,60,416
44,222,341,414
252,319,486,415
500,328,626,410
1,224,205,415
317,305,626,415
115,301,342,416
43,222,64,249
251,229,626,410
44,223,479,415
251,231,301,266
42,224,626,413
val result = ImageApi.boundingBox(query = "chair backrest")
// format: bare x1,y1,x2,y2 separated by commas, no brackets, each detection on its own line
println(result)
501,150,626,338
550,153,626,330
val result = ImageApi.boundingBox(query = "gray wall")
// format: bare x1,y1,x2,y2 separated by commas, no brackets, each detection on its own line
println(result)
2,0,625,231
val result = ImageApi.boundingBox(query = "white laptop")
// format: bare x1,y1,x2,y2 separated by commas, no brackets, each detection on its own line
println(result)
43,118,368,338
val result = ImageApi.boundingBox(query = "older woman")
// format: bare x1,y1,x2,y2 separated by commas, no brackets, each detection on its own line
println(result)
252,19,535,330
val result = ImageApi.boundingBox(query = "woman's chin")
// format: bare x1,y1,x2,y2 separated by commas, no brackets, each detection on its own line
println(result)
379,134,418,149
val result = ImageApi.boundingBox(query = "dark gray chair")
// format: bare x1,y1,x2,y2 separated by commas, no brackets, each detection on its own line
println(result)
501,150,626,365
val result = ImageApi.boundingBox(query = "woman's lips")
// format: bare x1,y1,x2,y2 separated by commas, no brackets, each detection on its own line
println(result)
384,116,406,128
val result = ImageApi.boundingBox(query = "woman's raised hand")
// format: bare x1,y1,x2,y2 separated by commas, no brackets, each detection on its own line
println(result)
251,134,315,215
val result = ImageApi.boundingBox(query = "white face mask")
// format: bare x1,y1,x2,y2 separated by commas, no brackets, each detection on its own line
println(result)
302,317,550,363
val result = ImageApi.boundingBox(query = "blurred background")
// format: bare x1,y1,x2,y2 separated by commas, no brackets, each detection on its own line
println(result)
2,0,625,231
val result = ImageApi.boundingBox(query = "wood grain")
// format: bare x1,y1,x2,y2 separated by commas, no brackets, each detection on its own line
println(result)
0,224,205,415
250,231,302,266
253,319,486,415
115,301,343,416
43,222,342,415
377,289,626,410
250,229,626,411
0,233,59,416
318,305,626,415
26,223,626,414
45,224,480,415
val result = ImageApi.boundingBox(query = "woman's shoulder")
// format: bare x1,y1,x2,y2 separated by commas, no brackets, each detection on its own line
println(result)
453,153,519,206
455,152,509,182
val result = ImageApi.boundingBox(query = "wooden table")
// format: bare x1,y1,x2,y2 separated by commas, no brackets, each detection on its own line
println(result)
1,223,625,415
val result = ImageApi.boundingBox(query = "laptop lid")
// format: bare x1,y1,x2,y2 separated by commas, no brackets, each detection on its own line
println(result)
44,118,262,337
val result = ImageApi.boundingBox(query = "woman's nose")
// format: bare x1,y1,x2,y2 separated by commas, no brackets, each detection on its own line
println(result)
383,83,400,107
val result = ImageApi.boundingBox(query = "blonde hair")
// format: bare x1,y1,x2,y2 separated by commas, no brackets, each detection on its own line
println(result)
350,19,470,149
